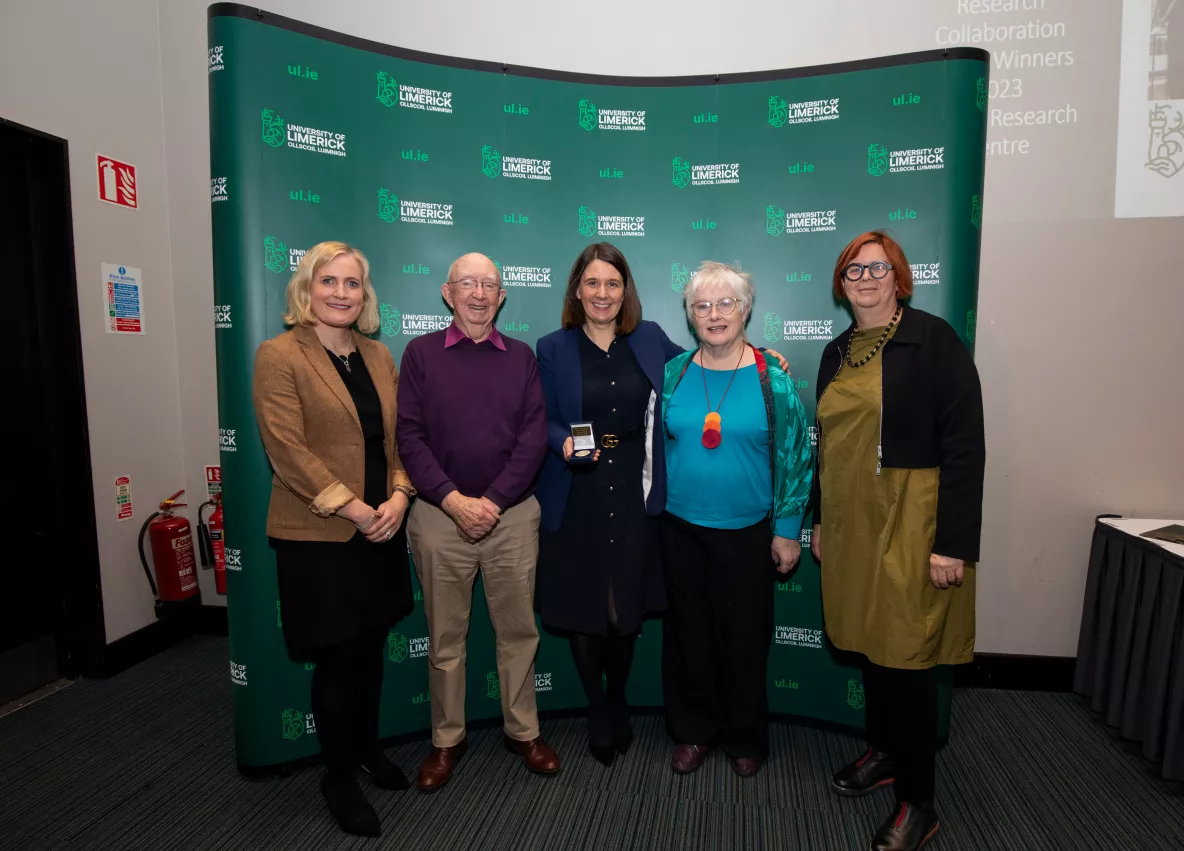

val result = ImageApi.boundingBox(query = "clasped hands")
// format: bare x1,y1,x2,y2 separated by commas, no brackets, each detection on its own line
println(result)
339,492,409,543
443,491,501,543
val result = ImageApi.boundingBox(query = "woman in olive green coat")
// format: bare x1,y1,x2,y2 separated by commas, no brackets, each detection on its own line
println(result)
812,231,984,851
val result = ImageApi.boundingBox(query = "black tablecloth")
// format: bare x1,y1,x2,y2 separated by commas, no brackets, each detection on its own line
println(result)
1074,518,1184,781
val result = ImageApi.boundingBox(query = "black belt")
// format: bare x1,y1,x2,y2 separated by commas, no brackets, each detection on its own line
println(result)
600,423,645,448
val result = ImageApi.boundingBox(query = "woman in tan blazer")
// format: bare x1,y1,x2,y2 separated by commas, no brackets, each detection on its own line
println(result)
253,241,414,838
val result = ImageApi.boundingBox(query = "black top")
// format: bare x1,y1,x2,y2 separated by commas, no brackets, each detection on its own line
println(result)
326,347,387,509
578,330,650,432
812,305,985,562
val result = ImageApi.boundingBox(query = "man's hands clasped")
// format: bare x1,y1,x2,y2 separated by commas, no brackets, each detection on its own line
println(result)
443,491,501,543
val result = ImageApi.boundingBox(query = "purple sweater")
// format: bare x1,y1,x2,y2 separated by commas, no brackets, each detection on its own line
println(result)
396,325,547,510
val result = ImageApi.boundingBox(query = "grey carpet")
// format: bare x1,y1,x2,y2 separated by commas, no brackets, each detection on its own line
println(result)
1,636,1182,850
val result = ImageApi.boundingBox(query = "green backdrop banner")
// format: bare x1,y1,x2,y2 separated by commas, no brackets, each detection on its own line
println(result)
208,5,988,770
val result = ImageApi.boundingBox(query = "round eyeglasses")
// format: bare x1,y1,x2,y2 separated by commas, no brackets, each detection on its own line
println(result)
691,298,739,318
843,261,893,282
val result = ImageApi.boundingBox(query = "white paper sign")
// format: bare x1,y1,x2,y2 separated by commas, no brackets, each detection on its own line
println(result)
103,264,143,334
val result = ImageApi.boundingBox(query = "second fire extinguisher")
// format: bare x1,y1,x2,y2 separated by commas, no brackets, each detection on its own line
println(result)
198,492,227,595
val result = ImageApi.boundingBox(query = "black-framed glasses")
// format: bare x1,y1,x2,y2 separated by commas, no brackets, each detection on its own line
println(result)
691,298,739,318
843,261,893,282
448,278,501,293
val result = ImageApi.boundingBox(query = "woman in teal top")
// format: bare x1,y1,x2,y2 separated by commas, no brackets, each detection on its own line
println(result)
660,261,812,778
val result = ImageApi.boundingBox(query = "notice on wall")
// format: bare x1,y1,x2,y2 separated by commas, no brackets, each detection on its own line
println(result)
103,264,143,334
115,475,133,521
205,465,222,500
96,154,138,210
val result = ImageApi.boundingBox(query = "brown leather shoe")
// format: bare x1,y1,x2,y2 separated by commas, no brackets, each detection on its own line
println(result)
416,737,468,792
503,734,561,774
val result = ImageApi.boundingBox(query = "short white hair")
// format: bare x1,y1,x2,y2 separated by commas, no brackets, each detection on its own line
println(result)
683,261,754,323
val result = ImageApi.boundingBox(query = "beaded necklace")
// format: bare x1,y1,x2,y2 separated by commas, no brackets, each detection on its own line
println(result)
844,305,902,369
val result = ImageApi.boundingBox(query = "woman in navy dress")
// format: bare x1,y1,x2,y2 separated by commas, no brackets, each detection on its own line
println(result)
535,244,680,765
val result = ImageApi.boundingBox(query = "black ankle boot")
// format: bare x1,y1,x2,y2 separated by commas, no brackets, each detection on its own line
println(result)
832,747,896,797
871,801,939,851
360,750,411,791
588,705,616,767
320,772,381,836
606,701,633,755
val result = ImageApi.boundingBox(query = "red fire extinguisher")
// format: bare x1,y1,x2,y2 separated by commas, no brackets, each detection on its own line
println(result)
198,492,226,595
138,489,199,605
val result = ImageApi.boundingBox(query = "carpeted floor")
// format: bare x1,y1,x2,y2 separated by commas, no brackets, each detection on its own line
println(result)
1,636,1181,850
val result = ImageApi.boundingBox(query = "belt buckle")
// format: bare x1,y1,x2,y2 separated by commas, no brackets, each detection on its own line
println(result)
601,434,619,449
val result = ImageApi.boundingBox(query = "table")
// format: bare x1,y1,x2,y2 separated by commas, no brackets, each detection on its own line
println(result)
1074,517,1184,781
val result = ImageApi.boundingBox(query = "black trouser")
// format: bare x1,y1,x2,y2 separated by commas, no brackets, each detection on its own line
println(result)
863,661,938,805
307,633,386,777
660,513,774,760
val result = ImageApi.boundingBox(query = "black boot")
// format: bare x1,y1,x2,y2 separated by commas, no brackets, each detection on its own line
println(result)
832,747,896,797
321,771,381,837
871,802,939,851
361,750,411,791
604,631,636,755
570,633,616,766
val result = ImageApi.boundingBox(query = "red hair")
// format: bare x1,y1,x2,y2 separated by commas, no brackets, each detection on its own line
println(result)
832,230,913,300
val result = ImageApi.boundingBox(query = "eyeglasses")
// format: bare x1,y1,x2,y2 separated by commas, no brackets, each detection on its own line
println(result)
448,278,501,293
843,261,893,282
691,298,739,318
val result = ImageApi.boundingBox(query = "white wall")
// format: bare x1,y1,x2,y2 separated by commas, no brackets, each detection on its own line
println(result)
8,0,1181,652
0,0,185,642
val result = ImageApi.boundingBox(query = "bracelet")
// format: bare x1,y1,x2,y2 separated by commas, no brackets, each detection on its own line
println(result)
393,485,415,499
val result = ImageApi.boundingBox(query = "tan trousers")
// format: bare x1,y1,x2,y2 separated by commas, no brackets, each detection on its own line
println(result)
408,496,541,747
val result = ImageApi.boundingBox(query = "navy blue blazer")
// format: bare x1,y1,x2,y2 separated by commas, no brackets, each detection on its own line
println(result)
535,320,684,533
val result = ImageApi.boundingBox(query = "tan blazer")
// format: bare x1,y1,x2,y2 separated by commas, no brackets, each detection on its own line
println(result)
252,324,413,542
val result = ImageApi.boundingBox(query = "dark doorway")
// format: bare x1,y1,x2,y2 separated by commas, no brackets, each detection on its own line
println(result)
0,118,104,702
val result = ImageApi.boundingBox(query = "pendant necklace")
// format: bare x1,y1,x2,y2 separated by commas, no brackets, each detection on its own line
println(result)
699,345,745,449
329,347,354,373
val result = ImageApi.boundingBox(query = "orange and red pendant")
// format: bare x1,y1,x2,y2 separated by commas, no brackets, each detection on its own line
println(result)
702,412,722,449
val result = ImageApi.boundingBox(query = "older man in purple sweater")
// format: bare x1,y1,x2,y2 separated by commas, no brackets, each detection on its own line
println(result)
396,252,557,791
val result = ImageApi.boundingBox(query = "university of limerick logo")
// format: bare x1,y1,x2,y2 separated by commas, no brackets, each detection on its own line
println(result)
671,157,691,188
768,95,788,128
578,98,597,131
486,671,501,700
975,77,987,113
281,709,304,740
846,679,866,710
380,303,401,337
578,205,596,237
671,262,690,293
1147,103,1184,178
263,236,287,273
867,143,889,176
386,631,409,663
971,194,983,229
376,71,398,107
765,205,785,236
965,309,977,345
481,144,502,178
378,188,399,223
763,312,782,344
261,108,284,148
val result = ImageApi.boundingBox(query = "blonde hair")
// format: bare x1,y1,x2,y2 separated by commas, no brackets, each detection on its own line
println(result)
283,241,380,334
